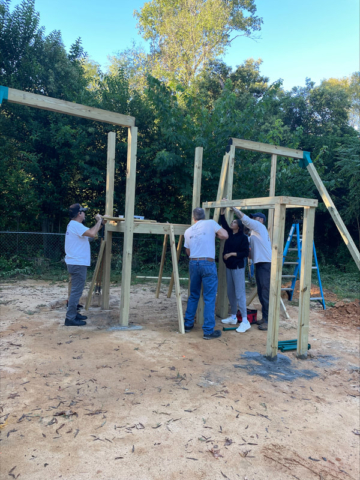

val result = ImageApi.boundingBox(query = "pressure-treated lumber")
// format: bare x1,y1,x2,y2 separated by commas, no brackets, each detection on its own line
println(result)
102,132,116,310
192,147,203,213
169,225,185,334
107,222,190,235
297,207,316,358
102,216,157,223
230,138,303,159
120,127,138,326
203,196,318,210
267,154,277,242
85,239,106,310
306,163,360,270
213,154,229,223
156,234,168,298
7,88,135,127
167,235,184,297
266,203,286,359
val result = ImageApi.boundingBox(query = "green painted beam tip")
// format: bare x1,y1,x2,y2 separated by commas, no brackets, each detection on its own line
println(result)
299,151,312,169
0,86,9,105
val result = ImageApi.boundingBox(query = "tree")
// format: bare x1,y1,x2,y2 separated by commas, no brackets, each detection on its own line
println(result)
134,0,262,85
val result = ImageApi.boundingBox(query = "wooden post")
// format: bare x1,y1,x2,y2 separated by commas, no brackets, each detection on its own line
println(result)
85,239,106,310
213,154,229,224
216,146,235,318
102,132,116,309
120,126,138,326
156,234,168,298
267,154,277,243
167,235,184,297
192,148,204,324
297,207,315,358
266,203,286,359
169,225,185,334
306,163,360,270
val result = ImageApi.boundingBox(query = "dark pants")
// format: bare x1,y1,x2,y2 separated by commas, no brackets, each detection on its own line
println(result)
255,262,271,323
66,265,87,321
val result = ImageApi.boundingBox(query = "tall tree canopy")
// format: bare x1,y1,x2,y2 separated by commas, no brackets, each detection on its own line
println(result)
134,0,262,85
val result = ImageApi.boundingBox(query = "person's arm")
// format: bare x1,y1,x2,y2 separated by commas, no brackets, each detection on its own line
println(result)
232,208,263,234
220,214,232,234
216,227,229,240
83,214,105,238
185,248,190,256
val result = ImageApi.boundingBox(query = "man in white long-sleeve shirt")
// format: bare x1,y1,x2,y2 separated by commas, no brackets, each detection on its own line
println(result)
232,208,272,331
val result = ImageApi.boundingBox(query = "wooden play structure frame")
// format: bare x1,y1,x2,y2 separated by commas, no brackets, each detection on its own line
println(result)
2,86,359,359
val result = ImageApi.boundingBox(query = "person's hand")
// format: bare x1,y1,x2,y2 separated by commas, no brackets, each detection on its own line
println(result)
231,206,241,218
224,253,232,260
95,214,102,222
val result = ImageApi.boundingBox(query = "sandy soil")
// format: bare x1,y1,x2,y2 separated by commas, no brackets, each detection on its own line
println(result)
0,279,359,480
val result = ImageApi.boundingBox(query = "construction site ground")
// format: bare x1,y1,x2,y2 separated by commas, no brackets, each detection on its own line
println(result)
0,279,359,480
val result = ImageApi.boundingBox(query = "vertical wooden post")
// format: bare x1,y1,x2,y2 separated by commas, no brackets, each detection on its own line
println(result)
268,154,277,243
213,154,229,224
119,126,138,326
156,234,168,298
102,132,116,309
216,146,235,318
169,225,185,334
167,235,184,297
297,206,315,358
85,239,106,310
266,203,286,359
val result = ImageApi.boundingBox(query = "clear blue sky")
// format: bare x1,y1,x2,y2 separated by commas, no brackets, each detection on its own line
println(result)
11,0,359,90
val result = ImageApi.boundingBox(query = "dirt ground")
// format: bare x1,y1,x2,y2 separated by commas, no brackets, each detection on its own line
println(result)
0,279,359,480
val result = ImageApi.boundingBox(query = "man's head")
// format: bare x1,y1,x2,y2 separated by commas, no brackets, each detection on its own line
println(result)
193,207,205,222
69,203,88,222
250,212,266,224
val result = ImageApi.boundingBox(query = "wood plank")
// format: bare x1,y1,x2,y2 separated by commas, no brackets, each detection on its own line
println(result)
119,127,138,326
266,203,286,359
156,235,168,298
267,154,277,243
167,235,184,297
169,225,185,334
279,196,318,207
307,163,360,270
213,154,229,223
8,88,135,127
85,239,106,310
231,138,303,159
102,132,116,310
203,196,317,210
192,147,203,214
297,207,315,358
102,216,157,223
107,222,190,235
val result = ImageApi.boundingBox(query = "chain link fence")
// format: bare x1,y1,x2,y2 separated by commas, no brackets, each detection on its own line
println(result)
0,232,189,279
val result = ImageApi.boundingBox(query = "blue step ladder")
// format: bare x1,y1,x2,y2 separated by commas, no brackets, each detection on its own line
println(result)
282,222,326,310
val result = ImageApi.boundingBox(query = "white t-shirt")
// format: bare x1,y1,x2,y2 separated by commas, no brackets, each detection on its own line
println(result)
184,220,221,259
241,215,272,264
65,220,90,266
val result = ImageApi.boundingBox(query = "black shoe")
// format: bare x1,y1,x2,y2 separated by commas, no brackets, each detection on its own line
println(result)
203,330,222,340
254,319,265,326
66,301,84,311
76,313,88,320
258,322,268,331
65,318,87,326
184,325,194,333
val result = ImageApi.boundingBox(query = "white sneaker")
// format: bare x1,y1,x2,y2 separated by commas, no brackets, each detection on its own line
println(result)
236,322,251,333
221,316,238,325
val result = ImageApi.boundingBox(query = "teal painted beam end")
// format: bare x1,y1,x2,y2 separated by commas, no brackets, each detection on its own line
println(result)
299,151,312,169
0,86,9,105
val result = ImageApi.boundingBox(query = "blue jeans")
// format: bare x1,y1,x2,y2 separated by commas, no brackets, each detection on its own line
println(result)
184,260,218,335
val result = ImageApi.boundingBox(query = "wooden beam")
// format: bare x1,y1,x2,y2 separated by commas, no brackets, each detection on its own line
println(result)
85,239,106,310
213,154,229,223
102,132,116,310
231,138,303,160
203,197,318,210
169,225,185,334
306,163,360,270
267,154,277,243
297,207,315,358
120,127,138,326
102,216,157,223
7,87,135,127
167,235,184,297
266,203,286,359
192,147,203,214
107,222,190,235
155,235,168,298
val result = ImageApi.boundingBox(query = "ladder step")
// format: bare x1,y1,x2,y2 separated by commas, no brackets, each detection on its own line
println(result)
312,266,318,269
281,288,293,291
288,248,298,251
310,297,323,301
283,261,299,264
282,275,296,278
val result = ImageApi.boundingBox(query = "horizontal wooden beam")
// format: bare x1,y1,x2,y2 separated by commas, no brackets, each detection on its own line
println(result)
107,222,190,235
230,138,303,160
103,215,157,223
7,88,135,127
203,196,317,210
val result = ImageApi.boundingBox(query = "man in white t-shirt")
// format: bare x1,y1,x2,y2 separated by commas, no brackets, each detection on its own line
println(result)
184,208,228,339
232,208,271,331
64,204,105,326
